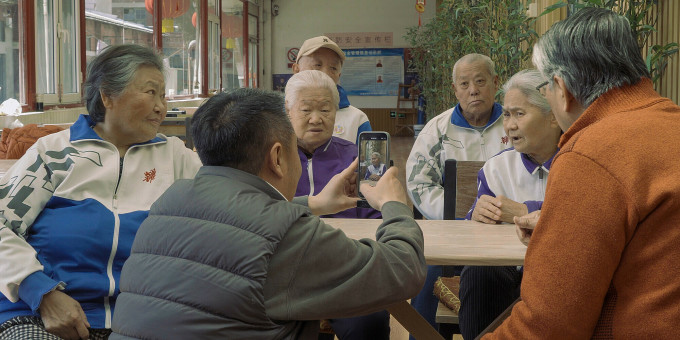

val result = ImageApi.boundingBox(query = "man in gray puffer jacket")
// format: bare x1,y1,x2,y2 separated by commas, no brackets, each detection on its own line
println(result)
110,88,427,340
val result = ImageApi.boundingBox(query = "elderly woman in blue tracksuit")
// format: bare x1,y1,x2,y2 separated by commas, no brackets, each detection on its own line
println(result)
0,44,201,340
285,70,386,340
458,69,562,339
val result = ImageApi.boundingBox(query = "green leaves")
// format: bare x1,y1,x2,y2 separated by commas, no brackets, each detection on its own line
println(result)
405,0,537,120
543,0,678,87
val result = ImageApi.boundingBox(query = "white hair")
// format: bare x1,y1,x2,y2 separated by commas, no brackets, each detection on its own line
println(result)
285,70,340,110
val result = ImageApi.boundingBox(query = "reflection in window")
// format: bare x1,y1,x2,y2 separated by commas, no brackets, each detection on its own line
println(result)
0,1,20,103
84,1,152,67
36,0,80,104
160,0,199,97
221,0,244,90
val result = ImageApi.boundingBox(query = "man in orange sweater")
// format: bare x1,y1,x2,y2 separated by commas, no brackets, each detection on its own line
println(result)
485,7,680,339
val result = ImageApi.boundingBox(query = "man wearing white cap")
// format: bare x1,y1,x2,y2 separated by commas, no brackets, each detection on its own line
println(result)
293,36,372,145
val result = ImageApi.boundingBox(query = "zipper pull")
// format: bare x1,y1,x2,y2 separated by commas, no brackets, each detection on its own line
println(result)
539,167,544,180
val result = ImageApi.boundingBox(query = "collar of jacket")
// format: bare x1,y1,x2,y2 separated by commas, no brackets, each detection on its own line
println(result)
337,84,350,109
450,102,503,130
70,114,165,145
519,149,558,175
558,77,659,149
297,137,334,160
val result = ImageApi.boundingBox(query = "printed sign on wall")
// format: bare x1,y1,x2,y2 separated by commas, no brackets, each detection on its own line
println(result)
324,32,394,48
339,48,404,96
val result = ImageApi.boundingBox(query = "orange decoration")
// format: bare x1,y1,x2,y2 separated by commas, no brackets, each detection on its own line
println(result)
145,0,191,19
192,12,197,27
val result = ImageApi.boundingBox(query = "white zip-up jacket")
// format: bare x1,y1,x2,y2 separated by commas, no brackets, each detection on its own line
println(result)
464,148,557,219
0,114,201,329
406,103,507,220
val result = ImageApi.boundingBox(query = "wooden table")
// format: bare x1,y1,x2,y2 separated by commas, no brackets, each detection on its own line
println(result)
323,218,527,340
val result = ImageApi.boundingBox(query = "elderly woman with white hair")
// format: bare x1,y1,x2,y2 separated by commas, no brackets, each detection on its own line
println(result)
284,70,387,340
458,69,562,339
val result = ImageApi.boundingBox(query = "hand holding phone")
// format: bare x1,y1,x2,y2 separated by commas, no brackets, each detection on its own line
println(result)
357,132,390,208
360,167,408,211
358,132,391,190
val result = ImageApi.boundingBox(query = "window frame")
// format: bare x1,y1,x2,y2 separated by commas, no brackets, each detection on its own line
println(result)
17,0,257,112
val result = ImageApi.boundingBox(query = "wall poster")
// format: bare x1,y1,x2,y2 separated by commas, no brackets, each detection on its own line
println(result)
339,48,404,96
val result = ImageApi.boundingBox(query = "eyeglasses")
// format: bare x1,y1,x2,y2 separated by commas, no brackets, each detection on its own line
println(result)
536,81,549,96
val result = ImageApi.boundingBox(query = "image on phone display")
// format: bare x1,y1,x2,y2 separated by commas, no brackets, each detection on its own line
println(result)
357,132,390,198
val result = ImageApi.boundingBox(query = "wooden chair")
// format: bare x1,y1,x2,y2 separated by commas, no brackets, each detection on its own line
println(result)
443,159,486,220
437,159,485,338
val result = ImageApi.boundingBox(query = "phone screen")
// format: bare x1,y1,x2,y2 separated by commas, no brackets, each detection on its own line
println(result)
358,132,390,198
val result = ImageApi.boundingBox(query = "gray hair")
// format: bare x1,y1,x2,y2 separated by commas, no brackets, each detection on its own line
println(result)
84,44,165,123
285,70,340,110
371,152,381,158
502,69,551,115
532,7,649,108
452,53,497,84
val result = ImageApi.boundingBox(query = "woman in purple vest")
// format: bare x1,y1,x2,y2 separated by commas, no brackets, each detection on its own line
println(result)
284,70,386,339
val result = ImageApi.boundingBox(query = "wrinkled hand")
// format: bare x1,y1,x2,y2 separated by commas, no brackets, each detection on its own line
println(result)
308,158,360,216
514,210,541,246
39,290,90,340
471,195,528,224
368,174,381,181
360,167,408,211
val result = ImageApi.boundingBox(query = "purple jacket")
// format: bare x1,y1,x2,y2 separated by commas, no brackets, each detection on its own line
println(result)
296,137,381,219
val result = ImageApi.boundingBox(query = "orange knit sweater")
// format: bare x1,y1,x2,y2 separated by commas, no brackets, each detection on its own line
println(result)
484,78,680,339
0,124,64,159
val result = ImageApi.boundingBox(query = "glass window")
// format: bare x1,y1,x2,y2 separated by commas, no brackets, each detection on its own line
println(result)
221,0,244,90
208,13,220,93
35,0,81,104
0,1,20,103
248,12,258,88
84,1,153,67
160,0,199,97
35,0,57,96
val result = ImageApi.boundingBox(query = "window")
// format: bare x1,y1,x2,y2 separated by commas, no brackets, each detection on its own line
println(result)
35,0,81,105
0,1,20,104
221,0,244,90
85,1,153,67
246,3,258,88
12,0,259,111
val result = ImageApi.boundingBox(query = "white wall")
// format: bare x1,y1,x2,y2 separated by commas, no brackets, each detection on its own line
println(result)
266,0,435,108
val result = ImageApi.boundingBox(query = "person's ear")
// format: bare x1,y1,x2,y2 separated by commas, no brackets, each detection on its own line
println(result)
547,111,560,129
266,141,286,179
493,74,499,89
100,89,113,109
553,75,576,114
292,63,300,74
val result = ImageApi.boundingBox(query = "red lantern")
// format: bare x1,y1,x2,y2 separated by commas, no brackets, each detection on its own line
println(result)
221,14,243,39
192,12,197,27
145,0,191,19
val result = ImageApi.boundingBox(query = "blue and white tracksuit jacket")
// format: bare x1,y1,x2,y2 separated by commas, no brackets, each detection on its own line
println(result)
0,114,201,329
464,147,557,219
406,103,507,220
335,85,372,145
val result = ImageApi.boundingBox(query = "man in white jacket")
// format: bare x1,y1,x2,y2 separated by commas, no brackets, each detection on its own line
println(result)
405,53,508,336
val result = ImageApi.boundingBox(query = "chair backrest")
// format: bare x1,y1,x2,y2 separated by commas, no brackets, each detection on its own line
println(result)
184,116,194,150
443,159,485,220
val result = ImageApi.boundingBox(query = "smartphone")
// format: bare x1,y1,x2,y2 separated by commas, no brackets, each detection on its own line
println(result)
357,131,391,201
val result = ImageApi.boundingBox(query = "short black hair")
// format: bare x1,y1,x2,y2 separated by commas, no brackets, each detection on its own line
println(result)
191,88,295,174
